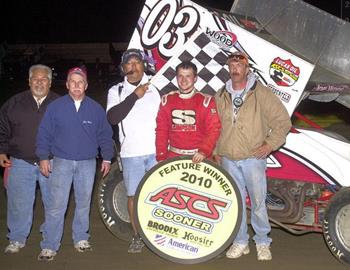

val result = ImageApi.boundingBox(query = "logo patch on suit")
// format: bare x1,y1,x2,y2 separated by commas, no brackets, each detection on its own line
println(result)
171,110,196,131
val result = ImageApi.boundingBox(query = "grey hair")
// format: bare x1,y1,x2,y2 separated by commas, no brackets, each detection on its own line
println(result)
29,64,52,81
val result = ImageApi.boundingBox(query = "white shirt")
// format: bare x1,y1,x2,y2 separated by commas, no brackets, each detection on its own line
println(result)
34,95,47,108
107,73,160,158
74,100,82,111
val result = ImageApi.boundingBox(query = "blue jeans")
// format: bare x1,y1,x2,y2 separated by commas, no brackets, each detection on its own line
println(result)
6,158,49,244
121,154,157,196
222,157,272,246
40,157,96,251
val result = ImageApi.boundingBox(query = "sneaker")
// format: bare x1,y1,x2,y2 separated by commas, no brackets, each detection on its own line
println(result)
38,249,57,261
256,245,272,261
74,240,92,252
226,243,250,259
4,241,25,253
128,235,144,253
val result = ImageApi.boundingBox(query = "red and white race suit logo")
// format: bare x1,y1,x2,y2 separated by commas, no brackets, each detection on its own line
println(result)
171,109,196,131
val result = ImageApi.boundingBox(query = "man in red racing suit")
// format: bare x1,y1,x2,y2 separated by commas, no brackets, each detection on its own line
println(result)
156,61,221,163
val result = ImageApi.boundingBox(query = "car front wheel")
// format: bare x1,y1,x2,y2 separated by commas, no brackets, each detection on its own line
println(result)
98,161,133,241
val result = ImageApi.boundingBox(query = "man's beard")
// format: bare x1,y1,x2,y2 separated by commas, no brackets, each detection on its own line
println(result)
32,87,46,97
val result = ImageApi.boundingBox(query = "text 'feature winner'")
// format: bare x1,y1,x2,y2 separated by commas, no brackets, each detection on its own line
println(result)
134,157,242,264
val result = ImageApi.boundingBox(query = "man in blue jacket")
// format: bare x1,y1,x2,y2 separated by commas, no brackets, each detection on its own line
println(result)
36,67,114,261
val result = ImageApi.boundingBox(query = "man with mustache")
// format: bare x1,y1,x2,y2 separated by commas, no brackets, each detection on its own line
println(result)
106,49,160,253
214,51,291,261
0,64,59,254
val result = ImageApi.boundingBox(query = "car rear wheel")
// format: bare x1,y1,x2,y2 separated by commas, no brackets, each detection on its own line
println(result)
323,187,350,265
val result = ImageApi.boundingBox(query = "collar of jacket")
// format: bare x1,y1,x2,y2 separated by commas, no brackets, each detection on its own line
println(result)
219,80,257,98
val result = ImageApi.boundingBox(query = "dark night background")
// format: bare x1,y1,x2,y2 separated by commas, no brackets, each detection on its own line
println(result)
1,0,345,44
0,1,349,140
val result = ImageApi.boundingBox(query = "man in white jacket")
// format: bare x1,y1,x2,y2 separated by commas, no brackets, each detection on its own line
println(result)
106,49,160,253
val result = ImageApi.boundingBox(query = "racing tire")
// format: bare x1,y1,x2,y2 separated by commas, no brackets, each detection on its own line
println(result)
97,161,133,241
323,187,350,265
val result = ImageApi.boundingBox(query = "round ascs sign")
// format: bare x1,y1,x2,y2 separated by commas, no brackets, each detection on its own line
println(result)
135,157,242,264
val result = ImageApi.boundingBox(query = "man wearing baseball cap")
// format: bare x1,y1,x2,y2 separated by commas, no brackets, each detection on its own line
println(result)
36,66,114,261
120,49,144,66
214,51,291,261
106,49,160,253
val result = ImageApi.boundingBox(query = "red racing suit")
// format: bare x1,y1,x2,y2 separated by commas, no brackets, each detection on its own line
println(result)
156,90,221,161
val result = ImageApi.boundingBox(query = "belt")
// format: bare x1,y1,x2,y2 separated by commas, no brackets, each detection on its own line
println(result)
169,146,198,155
24,159,39,166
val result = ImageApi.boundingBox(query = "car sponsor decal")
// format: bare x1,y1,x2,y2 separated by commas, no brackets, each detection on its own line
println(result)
270,57,300,87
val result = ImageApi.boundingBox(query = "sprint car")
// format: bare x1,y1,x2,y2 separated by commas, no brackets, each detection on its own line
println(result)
98,105,350,265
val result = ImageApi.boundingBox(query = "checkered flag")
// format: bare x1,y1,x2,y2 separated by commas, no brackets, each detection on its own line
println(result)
150,30,230,96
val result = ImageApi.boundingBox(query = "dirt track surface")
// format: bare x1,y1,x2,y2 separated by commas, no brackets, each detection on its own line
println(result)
0,181,348,270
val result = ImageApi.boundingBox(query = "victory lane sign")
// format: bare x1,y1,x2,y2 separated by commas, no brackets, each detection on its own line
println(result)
135,157,242,264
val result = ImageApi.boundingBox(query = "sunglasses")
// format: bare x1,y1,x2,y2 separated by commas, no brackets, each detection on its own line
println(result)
228,54,246,61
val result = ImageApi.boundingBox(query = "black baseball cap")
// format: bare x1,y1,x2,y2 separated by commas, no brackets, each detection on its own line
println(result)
121,49,144,65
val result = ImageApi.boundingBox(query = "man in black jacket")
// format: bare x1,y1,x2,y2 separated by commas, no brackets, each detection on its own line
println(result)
0,64,59,254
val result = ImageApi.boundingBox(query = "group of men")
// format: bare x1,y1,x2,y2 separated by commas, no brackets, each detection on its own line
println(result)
0,64,114,261
0,48,291,262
